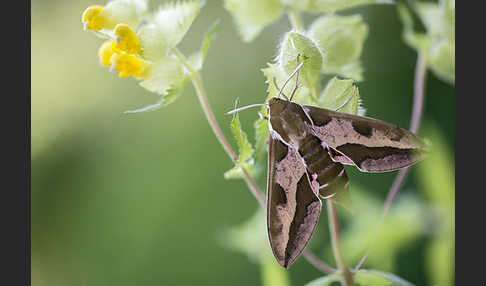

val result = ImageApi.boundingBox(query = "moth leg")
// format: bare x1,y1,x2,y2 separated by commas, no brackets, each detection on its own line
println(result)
276,56,305,101
258,111,268,121
273,78,290,100
289,54,301,102
273,78,289,101
309,173,320,196
335,85,357,112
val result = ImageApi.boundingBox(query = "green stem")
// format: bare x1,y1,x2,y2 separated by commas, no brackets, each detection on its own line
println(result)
353,53,428,272
287,10,304,31
327,200,354,286
172,48,265,208
172,48,336,275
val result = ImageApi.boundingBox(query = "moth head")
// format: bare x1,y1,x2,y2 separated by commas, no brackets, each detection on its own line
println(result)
267,97,288,118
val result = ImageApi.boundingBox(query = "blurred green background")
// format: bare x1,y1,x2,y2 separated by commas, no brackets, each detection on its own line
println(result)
32,0,454,285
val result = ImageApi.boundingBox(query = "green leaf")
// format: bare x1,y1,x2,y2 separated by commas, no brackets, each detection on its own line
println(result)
428,37,455,84
126,77,189,114
397,2,455,85
308,15,369,81
224,0,284,42
318,77,359,115
304,273,341,286
261,256,291,286
305,270,414,286
338,189,426,272
221,208,272,263
254,115,268,163
139,56,186,95
188,19,221,71
414,2,447,38
137,24,169,61
152,0,205,48
102,0,148,30
280,31,323,89
224,106,255,179
296,0,394,14
261,63,314,105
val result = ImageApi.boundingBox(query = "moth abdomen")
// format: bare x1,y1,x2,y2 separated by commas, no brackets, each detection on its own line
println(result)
296,135,348,196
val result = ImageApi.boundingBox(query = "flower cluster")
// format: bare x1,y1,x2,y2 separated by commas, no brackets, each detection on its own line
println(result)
82,0,149,79
82,0,214,113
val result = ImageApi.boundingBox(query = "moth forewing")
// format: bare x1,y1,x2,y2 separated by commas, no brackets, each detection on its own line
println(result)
304,104,428,173
267,137,322,269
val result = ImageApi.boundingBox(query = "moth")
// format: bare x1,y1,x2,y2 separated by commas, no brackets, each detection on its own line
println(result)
227,62,427,269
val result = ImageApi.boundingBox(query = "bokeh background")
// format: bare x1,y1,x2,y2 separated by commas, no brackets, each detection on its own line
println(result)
32,0,454,285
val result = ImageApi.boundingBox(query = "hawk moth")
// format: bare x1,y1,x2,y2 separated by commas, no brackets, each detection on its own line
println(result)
265,96,427,268
227,62,427,269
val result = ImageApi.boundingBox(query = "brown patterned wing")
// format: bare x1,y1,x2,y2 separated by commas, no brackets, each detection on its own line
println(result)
305,105,428,173
267,138,322,269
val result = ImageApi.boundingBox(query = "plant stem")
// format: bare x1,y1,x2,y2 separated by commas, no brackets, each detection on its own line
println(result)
354,53,428,271
172,48,265,208
172,48,335,274
287,10,304,31
327,200,354,286
383,53,427,216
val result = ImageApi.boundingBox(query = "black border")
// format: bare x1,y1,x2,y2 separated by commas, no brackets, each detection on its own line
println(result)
3,0,30,285
26,0,31,285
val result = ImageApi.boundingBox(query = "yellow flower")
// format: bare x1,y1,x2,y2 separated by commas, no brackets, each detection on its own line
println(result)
98,41,114,66
112,24,141,55
97,26,147,79
82,5,109,31
110,53,148,79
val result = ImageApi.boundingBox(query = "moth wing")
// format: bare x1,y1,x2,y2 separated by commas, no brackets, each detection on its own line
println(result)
306,105,428,173
267,138,322,269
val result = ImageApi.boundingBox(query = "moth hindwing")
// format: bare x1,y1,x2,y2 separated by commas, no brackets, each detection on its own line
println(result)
266,97,427,269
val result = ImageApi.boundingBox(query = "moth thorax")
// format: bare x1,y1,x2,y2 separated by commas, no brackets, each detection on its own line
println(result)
288,131,308,146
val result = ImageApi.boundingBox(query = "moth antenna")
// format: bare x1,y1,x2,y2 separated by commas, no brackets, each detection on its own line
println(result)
226,103,266,115
276,59,305,101
273,78,289,100
289,54,301,102
335,85,358,112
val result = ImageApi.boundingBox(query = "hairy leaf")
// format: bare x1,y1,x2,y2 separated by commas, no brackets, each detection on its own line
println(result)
305,269,414,286
398,2,455,84
137,24,169,61
152,0,205,48
293,0,394,14
224,0,284,42
225,108,255,179
308,15,368,81
318,77,360,115
280,31,323,89
139,56,185,94
102,0,148,30
126,77,189,114
188,19,221,71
